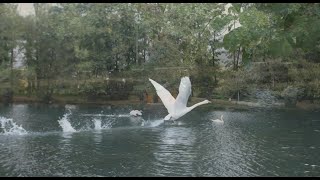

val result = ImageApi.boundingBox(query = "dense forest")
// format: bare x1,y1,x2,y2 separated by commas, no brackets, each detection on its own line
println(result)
0,3,320,107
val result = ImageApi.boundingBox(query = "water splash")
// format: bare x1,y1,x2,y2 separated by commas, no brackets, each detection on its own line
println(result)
92,117,113,130
81,114,130,118
118,114,130,118
142,119,164,127
0,116,27,135
65,104,76,110
58,110,76,132
93,119,102,130
101,119,113,129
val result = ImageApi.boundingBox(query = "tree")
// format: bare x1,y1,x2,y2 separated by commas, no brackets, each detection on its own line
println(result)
0,3,23,99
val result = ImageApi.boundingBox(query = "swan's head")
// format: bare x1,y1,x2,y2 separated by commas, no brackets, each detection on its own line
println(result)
203,100,211,104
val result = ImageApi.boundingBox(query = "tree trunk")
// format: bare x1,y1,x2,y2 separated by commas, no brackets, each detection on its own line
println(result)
115,55,119,72
214,74,217,84
47,73,50,95
10,48,14,89
135,24,139,65
233,20,237,70
35,72,39,91
143,35,146,63
242,47,246,63
233,50,236,70
211,32,216,67
143,48,146,63
236,47,241,70
272,77,275,88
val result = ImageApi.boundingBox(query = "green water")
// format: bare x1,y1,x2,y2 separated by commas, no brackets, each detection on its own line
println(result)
0,104,319,176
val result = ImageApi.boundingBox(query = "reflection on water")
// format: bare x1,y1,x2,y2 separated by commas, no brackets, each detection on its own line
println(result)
60,132,74,141
0,104,320,176
153,127,196,176
93,131,102,144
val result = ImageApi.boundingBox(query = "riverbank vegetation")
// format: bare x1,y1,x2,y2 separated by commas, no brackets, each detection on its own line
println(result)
0,3,320,108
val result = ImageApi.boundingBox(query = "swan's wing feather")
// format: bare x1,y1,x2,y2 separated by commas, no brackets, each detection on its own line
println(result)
149,78,175,114
175,77,191,110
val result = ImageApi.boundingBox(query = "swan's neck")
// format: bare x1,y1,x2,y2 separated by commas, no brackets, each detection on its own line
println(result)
188,100,209,111
221,115,223,121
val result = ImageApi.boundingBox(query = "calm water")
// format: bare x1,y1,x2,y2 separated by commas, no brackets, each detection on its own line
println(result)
0,103,320,177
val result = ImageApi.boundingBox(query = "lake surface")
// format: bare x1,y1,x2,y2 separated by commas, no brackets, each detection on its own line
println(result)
0,103,320,177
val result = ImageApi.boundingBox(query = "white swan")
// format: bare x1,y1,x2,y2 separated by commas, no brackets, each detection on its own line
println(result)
130,110,142,117
149,76,211,121
211,115,224,124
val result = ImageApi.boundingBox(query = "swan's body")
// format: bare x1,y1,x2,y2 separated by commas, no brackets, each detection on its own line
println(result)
211,115,224,124
130,110,142,117
149,77,211,121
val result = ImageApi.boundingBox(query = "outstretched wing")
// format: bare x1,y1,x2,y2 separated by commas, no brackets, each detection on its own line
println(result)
174,76,191,111
149,78,175,114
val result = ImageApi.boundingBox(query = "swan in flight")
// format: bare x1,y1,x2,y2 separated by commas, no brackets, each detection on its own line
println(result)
211,115,224,124
130,110,142,117
149,77,211,121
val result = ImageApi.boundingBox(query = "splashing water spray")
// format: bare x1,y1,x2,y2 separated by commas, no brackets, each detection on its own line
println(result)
58,109,76,132
0,116,27,135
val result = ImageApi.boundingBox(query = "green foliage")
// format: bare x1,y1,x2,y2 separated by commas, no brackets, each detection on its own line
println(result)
216,70,251,100
281,86,302,107
190,67,219,99
1,88,13,104
1,3,320,105
288,61,320,100
78,80,134,101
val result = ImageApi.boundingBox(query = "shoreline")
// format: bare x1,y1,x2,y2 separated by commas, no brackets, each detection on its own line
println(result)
1,95,319,111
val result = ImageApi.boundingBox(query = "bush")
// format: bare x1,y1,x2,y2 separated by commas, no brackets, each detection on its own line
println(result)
281,86,302,107
78,79,134,101
1,88,13,104
36,88,53,104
